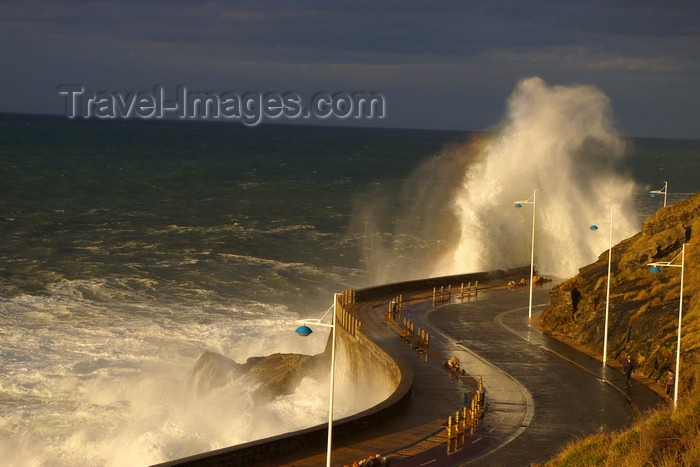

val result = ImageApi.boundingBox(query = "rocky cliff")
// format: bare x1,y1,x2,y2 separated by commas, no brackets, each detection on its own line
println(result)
539,192,700,387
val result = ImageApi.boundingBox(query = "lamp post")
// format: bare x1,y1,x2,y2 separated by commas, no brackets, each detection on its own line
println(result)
294,294,339,466
514,189,536,321
649,181,668,207
648,244,686,410
589,208,613,365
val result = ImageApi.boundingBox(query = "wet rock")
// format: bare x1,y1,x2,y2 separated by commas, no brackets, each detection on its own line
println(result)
188,351,243,395
245,353,323,402
188,350,325,401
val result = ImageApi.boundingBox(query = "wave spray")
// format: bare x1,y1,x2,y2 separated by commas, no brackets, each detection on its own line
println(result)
436,77,639,277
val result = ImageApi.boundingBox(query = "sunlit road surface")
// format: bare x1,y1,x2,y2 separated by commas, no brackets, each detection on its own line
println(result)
420,285,661,465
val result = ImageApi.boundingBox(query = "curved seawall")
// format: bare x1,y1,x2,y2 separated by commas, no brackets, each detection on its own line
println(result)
154,267,528,466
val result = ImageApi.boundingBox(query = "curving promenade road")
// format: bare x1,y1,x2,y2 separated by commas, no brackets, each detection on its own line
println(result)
264,282,662,466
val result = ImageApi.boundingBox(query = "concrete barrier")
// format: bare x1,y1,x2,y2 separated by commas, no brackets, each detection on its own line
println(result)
354,267,530,302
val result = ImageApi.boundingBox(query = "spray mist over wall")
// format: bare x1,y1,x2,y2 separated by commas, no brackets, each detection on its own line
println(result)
439,77,639,277
355,77,640,283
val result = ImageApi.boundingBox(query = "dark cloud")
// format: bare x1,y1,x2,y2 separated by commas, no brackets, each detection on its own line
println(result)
0,0,698,137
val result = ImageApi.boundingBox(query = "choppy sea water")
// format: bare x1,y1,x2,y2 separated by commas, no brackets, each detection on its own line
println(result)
0,113,697,465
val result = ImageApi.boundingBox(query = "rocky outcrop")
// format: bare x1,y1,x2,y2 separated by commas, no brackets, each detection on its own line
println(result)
539,192,700,386
188,350,326,401
244,352,324,401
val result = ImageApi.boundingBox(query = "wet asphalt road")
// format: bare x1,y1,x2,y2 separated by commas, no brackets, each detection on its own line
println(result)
424,285,662,466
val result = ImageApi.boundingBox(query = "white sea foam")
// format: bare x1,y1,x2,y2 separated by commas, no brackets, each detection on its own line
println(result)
0,282,386,466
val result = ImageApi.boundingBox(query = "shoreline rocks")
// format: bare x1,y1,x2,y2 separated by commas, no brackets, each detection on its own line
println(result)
187,350,327,402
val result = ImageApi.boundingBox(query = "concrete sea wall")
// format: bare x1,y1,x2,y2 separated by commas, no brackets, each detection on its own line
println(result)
354,267,530,302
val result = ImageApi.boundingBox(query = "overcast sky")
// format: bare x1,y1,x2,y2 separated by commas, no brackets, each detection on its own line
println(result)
1,0,698,138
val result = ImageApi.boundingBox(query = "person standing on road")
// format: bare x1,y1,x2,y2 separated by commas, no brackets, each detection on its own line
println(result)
622,355,636,388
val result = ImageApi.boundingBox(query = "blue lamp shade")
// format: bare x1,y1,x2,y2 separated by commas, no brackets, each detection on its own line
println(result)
650,193,656,197
295,325,313,336
649,266,662,273
514,203,522,208
589,225,599,231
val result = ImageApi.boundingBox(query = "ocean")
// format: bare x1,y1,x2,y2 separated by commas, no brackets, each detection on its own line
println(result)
0,112,697,465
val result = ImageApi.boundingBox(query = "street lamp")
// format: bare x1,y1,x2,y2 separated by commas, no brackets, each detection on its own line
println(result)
648,244,686,410
514,189,536,320
295,294,339,467
649,181,668,207
589,208,613,365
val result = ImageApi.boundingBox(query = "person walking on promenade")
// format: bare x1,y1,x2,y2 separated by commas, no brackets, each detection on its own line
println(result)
663,370,675,398
622,355,636,388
